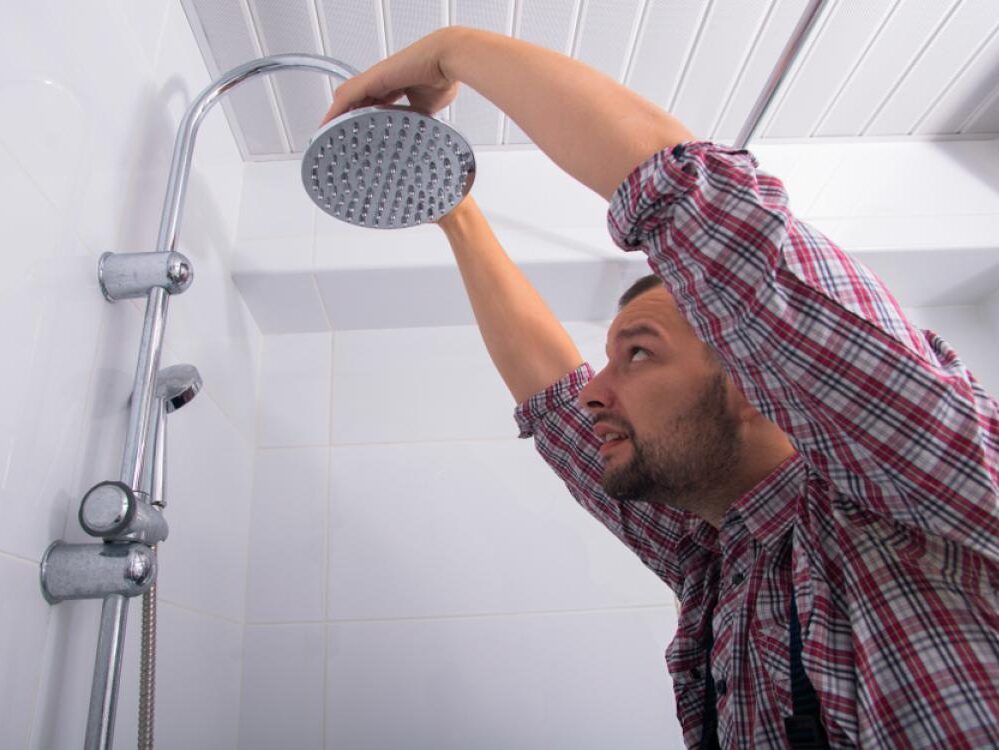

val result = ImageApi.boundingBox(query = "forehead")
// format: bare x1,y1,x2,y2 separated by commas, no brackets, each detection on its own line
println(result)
607,287,682,342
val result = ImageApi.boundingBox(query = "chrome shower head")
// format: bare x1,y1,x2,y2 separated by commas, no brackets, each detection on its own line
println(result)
302,105,475,229
155,364,203,414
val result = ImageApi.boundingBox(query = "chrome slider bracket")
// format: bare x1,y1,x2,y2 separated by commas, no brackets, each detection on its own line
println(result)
40,541,157,604
98,251,194,302
78,480,169,545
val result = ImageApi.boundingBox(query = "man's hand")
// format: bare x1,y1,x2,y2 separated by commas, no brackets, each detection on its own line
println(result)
321,28,463,125
321,27,693,201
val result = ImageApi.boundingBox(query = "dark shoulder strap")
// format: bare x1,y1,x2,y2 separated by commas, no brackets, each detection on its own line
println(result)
786,586,830,749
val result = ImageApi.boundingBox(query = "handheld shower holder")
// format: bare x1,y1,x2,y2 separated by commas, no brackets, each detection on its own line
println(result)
40,541,157,604
98,251,194,302
79,480,170,545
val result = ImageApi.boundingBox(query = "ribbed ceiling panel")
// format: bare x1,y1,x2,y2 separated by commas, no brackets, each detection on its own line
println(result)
966,88,999,135
814,0,954,137
187,0,286,155
505,0,580,144
318,0,385,74
670,0,772,140
452,0,513,145
573,0,642,82
626,0,706,116
182,0,999,160
915,24,999,134
385,0,444,52
249,0,328,152
765,0,897,138
866,0,999,136
713,0,809,142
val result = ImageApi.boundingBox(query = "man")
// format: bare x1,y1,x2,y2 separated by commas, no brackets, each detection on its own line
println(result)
323,27,999,748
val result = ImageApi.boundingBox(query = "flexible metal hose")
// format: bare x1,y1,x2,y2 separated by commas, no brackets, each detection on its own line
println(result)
138,546,157,750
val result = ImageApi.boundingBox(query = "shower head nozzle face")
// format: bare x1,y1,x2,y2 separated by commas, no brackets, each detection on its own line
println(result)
302,105,475,229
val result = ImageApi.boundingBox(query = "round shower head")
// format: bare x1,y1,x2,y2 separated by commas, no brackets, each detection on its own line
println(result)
302,105,475,229
155,364,203,414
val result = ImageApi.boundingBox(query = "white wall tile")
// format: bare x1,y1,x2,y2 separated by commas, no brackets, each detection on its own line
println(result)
0,554,52,749
326,608,682,749
257,332,333,446
330,326,513,443
328,439,671,621
237,160,315,268
233,270,331,334
330,322,608,445
246,447,328,623
239,624,325,750
156,393,254,622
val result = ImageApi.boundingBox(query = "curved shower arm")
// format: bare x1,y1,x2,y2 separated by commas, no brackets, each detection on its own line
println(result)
81,54,359,750
156,53,360,255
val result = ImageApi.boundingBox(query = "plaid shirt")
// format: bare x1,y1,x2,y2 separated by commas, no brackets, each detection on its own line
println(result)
514,142,999,748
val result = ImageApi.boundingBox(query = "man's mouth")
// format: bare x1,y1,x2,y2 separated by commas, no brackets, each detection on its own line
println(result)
598,432,630,457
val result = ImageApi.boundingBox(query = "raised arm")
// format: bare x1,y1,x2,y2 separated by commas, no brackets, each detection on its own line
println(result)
322,27,694,200
436,195,581,403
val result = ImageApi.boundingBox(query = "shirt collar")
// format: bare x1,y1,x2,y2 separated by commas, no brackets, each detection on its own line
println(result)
726,452,807,552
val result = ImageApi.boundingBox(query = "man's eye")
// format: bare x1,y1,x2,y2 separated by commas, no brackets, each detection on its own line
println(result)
630,347,649,362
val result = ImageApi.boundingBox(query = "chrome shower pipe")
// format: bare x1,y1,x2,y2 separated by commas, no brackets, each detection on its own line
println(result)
87,54,359,750
732,0,829,150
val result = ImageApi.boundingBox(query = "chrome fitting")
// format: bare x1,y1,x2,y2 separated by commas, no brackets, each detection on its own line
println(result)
79,480,169,545
98,251,194,302
40,541,157,604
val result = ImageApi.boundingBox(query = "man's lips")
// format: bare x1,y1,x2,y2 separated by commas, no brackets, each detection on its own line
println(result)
593,422,632,458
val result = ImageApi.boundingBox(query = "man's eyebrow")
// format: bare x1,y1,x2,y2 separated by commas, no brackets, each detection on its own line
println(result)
615,323,662,341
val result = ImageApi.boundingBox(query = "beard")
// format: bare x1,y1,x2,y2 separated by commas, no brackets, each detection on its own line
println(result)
600,372,740,508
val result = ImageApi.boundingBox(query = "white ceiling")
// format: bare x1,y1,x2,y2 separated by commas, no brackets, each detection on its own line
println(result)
182,0,999,160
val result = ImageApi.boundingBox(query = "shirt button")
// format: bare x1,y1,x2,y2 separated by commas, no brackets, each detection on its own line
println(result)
731,572,745,586
715,678,727,696
691,667,702,680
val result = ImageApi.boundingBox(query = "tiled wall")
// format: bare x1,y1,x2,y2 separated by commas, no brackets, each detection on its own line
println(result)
0,3,260,748
241,324,684,749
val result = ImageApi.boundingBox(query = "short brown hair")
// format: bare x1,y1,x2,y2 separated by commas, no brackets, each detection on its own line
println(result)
618,274,663,310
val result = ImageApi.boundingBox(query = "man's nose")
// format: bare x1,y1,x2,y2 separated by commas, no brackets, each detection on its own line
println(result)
579,368,613,411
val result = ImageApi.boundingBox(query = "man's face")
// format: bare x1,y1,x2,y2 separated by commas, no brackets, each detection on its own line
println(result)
578,287,741,510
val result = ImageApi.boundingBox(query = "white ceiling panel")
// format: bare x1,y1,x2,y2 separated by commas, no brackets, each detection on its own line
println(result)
573,0,643,82
182,0,999,160
626,0,707,114
815,0,956,136
186,0,287,155
318,1,386,76
713,0,809,141
866,0,999,135
386,0,445,52
670,0,772,139
452,0,514,144
249,0,328,152
915,23,999,134
766,0,897,138
505,0,580,143
966,87,999,134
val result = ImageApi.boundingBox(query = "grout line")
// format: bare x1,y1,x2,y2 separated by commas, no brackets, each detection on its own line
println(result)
321,423,332,749
248,602,675,628
257,433,528,450
0,548,42,567
156,595,245,626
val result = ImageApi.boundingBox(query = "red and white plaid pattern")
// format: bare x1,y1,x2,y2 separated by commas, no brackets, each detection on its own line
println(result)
514,142,999,748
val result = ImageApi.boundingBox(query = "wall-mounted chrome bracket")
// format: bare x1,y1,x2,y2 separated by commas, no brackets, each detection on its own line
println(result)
78,480,169,545
98,251,194,302
40,541,157,604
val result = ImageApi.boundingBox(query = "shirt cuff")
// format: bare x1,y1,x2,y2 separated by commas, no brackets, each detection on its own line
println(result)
606,141,751,251
514,363,594,438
